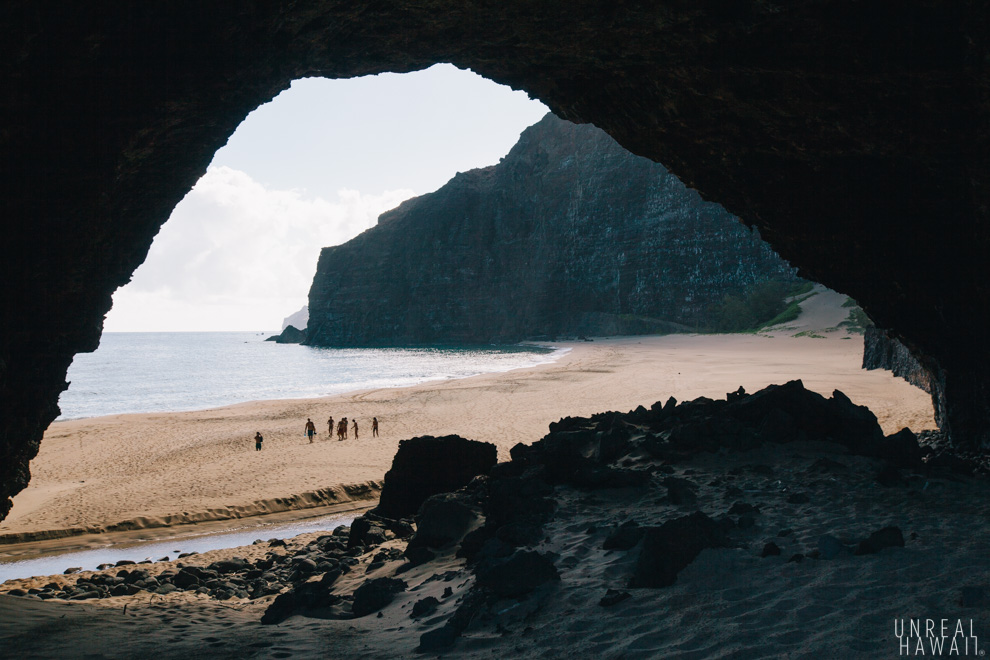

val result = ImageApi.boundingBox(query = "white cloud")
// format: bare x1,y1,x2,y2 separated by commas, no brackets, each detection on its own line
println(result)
104,166,413,332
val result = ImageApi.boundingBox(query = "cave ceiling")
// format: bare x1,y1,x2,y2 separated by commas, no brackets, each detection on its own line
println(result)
1,1,987,521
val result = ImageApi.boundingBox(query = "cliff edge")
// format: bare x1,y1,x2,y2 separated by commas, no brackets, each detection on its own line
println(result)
307,115,796,346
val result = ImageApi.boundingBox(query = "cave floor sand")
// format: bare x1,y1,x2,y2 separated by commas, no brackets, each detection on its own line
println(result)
2,441,987,659
1,297,934,541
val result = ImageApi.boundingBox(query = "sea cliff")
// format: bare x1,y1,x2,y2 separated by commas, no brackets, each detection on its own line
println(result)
307,115,796,346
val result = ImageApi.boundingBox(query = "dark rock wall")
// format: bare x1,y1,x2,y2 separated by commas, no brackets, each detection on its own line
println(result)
863,327,945,428
307,115,795,346
2,1,989,520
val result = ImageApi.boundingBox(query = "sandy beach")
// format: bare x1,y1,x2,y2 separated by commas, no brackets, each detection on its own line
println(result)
0,288,935,543
5,289,985,660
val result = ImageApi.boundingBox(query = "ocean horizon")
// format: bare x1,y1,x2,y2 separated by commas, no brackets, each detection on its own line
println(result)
57,331,566,421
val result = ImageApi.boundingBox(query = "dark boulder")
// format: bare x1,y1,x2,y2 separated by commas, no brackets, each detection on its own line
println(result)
475,550,560,598
407,492,481,550
854,526,905,555
351,577,408,617
261,581,339,625
347,516,388,549
210,557,251,574
411,596,440,618
373,436,497,519
873,428,924,468
630,512,728,588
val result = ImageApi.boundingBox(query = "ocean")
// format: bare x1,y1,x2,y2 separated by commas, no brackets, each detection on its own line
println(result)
56,332,566,421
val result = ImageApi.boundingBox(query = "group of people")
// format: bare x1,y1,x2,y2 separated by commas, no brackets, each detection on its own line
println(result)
327,416,352,440
254,415,379,450
313,416,379,441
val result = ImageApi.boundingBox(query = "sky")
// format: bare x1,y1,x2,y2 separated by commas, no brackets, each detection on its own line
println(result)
104,64,549,332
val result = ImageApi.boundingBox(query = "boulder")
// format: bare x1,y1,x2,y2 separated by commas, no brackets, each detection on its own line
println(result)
347,516,388,549
351,577,408,617
475,550,560,598
407,492,481,550
761,542,782,557
630,512,728,588
411,596,440,618
854,526,905,555
373,436,497,519
261,581,339,625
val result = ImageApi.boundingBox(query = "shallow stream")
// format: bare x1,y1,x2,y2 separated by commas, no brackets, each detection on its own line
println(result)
0,510,357,584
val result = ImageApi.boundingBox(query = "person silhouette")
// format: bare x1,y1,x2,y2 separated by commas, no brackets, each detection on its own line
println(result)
254,432,263,451
372,417,379,437
305,418,316,443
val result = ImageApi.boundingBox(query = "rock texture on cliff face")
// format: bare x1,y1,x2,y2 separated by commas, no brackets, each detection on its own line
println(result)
2,1,989,522
863,327,942,425
308,115,796,346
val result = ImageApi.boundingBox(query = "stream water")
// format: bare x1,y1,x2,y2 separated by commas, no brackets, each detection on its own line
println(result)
0,511,357,584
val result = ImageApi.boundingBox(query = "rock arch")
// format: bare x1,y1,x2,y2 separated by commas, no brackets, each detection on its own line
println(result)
2,1,987,520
